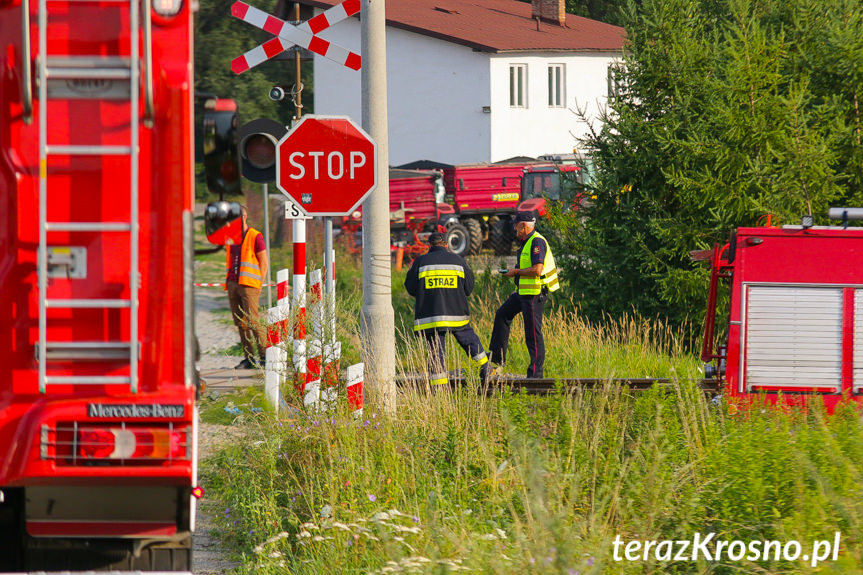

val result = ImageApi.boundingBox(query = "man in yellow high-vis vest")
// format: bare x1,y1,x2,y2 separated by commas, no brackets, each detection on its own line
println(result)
489,212,559,378
224,205,269,369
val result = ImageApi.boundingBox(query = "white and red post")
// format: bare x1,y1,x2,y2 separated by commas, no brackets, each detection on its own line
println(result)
265,269,291,411
346,362,363,416
292,219,307,395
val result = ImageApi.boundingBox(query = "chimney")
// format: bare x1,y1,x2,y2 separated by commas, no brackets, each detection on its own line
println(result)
531,0,565,27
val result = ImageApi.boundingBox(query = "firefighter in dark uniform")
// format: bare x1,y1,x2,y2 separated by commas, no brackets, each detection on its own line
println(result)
489,212,560,378
404,232,491,388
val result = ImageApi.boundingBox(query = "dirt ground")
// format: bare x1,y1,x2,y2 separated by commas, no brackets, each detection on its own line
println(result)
192,282,257,574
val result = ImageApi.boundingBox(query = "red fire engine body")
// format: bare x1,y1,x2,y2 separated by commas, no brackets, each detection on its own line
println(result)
702,224,863,412
0,0,197,570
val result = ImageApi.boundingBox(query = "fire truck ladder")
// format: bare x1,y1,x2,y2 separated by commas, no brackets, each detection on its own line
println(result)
33,0,149,393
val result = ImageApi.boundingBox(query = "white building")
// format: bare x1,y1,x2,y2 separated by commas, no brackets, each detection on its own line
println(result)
298,0,625,165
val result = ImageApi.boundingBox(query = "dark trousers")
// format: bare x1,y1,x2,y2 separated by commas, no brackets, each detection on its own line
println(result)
489,291,548,378
421,326,490,385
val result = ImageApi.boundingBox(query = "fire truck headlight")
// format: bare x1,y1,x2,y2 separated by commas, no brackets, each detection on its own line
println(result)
153,0,183,17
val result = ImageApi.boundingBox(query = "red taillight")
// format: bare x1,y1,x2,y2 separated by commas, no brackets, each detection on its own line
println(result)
78,429,116,458
76,428,187,460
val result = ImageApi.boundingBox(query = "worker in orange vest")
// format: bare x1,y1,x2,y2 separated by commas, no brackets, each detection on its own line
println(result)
225,205,269,369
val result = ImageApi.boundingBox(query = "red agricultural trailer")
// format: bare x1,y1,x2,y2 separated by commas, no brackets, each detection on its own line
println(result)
0,0,198,570
701,211,863,412
341,168,456,256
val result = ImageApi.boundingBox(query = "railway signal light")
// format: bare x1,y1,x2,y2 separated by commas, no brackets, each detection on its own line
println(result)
238,118,288,183
202,98,242,197
204,200,243,246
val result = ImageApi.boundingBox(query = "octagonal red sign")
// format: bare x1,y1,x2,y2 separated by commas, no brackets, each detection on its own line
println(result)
276,115,377,216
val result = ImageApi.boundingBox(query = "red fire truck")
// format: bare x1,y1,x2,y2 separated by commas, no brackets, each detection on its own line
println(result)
0,0,198,569
701,211,863,412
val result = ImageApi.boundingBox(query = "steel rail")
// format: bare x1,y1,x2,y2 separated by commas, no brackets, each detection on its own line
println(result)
396,375,721,396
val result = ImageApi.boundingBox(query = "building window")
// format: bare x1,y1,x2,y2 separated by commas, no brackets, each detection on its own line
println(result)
510,64,527,108
548,64,564,107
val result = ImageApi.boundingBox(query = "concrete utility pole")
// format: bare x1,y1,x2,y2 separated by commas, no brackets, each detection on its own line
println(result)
360,0,396,412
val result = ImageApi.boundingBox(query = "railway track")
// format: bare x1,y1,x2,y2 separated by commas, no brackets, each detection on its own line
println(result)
396,374,721,395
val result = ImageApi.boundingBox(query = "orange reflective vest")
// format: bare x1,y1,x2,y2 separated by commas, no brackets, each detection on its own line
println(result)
225,228,263,289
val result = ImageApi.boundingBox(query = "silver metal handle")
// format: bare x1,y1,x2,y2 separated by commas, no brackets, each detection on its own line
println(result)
142,0,154,126
21,0,33,124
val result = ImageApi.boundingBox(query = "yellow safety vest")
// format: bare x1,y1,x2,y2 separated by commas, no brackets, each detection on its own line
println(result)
518,231,559,295
225,228,263,289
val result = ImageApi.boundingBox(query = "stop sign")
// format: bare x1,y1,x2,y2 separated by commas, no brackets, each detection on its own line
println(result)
276,116,377,216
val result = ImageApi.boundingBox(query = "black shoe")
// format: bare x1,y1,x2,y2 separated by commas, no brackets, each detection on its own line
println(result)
234,358,254,370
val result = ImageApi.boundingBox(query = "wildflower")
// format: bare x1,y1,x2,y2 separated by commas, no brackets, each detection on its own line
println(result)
252,531,291,554
586,556,594,566
331,522,351,531
368,493,377,502
412,516,420,523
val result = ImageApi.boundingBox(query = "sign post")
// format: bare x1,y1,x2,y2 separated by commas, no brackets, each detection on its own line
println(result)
274,115,376,410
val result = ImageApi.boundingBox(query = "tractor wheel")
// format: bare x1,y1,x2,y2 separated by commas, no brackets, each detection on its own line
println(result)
463,218,483,255
445,223,471,258
490,219,513,255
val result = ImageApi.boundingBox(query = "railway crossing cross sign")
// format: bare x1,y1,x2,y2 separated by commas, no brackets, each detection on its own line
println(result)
231,0,361,73
275,116,377,217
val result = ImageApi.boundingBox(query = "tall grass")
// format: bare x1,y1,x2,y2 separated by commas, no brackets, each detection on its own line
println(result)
204,379,863,574
202,247,863,574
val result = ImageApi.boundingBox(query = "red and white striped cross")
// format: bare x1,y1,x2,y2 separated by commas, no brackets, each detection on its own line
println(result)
231,0,361,74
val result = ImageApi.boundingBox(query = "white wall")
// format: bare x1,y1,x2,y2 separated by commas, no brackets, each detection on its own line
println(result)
313,18,491,165
312,14,618,164
488,52,617,161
